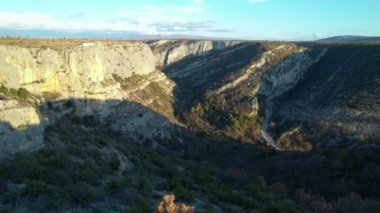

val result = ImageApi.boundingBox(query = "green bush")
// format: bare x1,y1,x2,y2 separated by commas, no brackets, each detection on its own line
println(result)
138,178,152,197
2,87,30,99
0,207,8,213
9,88,18,97
66,183,95,205
96,138,108,147
24,180,55,197
109,156,121,172
127,198,153,213
0,84,8,94
174,186,196,203
168,176,183,190
17,88,29,99
107,179,124,195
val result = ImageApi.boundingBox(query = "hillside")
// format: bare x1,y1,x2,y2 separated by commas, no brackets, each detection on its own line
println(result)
318,35,380,42
0,38,379,212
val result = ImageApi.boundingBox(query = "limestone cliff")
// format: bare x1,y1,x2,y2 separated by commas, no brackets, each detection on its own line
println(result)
0,40,168,160
0,42,155,98
149,40,240,68
258,47,327,100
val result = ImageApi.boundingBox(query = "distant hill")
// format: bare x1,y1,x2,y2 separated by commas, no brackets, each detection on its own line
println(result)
0,28,237,41
318,35,380,42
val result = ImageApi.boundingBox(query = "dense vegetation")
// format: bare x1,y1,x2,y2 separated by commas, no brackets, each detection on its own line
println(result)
1,112,379,212
0,115,303,212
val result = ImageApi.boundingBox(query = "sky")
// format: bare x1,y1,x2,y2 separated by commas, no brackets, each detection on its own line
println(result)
0,0,379,40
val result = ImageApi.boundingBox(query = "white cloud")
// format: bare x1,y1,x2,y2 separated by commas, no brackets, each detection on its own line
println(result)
0,1,231,36
0,12,137,32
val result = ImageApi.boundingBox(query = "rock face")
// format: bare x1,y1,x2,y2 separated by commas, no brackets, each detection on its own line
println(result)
0,100,44,161
0,42,155,98
108,102,172,141
266,44,380,148
0,40,162,160
258,47,327,100
150,40,240,68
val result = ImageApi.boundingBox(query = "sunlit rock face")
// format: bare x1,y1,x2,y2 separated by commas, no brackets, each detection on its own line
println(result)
149,40,240,68
0,42,155,98
0,41,158,160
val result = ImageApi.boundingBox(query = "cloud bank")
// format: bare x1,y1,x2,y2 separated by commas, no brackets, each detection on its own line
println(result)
0,1,231,36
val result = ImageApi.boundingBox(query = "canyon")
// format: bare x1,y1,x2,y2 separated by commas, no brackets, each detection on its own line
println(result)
0,38,379,212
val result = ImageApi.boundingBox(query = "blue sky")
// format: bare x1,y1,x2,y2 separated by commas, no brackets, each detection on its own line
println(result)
0,0,379,40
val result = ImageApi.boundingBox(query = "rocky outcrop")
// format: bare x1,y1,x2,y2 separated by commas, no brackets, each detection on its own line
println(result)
150,40,240,68
0,99,44,161
258,48,327,100
108,102,172,141
215,44,295,94
0,42,155,98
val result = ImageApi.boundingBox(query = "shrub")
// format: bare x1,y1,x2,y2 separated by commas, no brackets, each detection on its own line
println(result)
139,178,153,197
9,88,18,97
64,100,75,108
173,187,196,203
129,198,153,213
96,138,108,147
109,156,121,172
0,84,8,94
168,177,183,191
107,179,124,195
6,87,30,99
17,88,29,99
24,180,55,197
66,183,95,205
0,207,8,213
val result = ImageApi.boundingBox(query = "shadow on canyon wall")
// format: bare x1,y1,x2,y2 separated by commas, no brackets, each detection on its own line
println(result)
163,43,263,117
269,44,380,143
0,98,182,162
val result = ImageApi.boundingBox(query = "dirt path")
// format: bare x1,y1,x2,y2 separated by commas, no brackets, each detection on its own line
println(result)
261,103,283,151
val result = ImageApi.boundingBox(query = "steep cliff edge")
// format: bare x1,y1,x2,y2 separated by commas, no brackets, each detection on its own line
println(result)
0,41,155,97
149,40,240,68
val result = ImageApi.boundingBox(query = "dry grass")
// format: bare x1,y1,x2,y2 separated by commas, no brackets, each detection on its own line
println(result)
0,37,139,50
